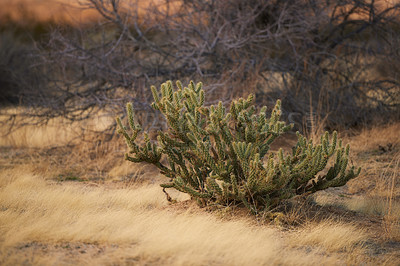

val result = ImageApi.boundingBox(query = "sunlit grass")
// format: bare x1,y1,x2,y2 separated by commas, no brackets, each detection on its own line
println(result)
0,107,114,148
0,110,399,264
0,173,352,265
290,221,368,252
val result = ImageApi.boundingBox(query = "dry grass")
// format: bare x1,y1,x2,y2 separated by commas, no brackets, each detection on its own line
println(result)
0,107,114,148
1,111,399,264
0,172,354,265
345,123,400,155
290,221,368,252
314,122,400,248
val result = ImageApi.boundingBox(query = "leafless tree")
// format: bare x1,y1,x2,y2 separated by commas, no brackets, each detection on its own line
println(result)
13,0,400,131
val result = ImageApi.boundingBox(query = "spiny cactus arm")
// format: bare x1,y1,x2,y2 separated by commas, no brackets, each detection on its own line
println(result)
186,112,208,138
256,150,293,197
213,119,240,174
173,176,212,199
245,153,269,192
178,165,202,189
206,177,223,196
265,138,331,197
212,161,234,183
163,81,174,102
160,140,199,188
291,132,337,181
244,123,257,143
116,117,137,152
233,141,258,180
278,149,295,183
188,137,222,177
162,83,207,146
265,101,293,137
256,106,267,130
257,143,271,159
194,165,211,184
125,102,141,132
307,143,361,193
160,182,175,188
218,120,233,146
229,95,256,140
269,99,282,124
310,166,361,192
151,81,193,144
156,164,176,180
230,94,254,119
158,131,189,148
123,147,161,164
230,174,239,195
210,134,227,160
244,94,255,109
264,157,277,184
160,121,209,189
116,102,167,167
116,103,142,151
254,179,277,198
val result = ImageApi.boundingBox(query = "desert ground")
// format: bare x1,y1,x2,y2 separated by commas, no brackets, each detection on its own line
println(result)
0,112,399,265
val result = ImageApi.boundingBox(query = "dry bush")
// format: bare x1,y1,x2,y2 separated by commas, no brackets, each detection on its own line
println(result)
0,31,45,105
8,0,399,131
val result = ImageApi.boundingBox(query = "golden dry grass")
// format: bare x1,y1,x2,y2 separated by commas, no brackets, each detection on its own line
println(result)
0,171,359,265
1,111,399,265
290,221,367,252
314,123,400,247
0,107,114,148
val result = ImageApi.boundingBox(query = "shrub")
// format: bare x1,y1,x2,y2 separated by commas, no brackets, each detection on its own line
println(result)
116,80,361,214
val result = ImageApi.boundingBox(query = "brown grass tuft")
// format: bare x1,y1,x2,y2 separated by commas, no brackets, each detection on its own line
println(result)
290,220,368,252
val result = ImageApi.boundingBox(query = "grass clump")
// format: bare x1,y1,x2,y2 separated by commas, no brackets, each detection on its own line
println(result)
116,80,361,214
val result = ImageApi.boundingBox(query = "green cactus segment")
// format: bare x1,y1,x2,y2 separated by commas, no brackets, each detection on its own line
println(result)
116,80,361,214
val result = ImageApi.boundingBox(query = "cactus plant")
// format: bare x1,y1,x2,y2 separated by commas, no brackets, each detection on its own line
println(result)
116,80,361,213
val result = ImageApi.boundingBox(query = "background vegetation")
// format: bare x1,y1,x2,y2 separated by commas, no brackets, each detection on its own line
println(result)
1,0,399,131
0,0,399,265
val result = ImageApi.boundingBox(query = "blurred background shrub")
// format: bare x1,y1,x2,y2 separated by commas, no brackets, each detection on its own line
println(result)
1,0,399,133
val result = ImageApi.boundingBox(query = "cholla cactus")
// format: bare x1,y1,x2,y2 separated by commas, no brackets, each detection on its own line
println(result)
116,80,361,213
